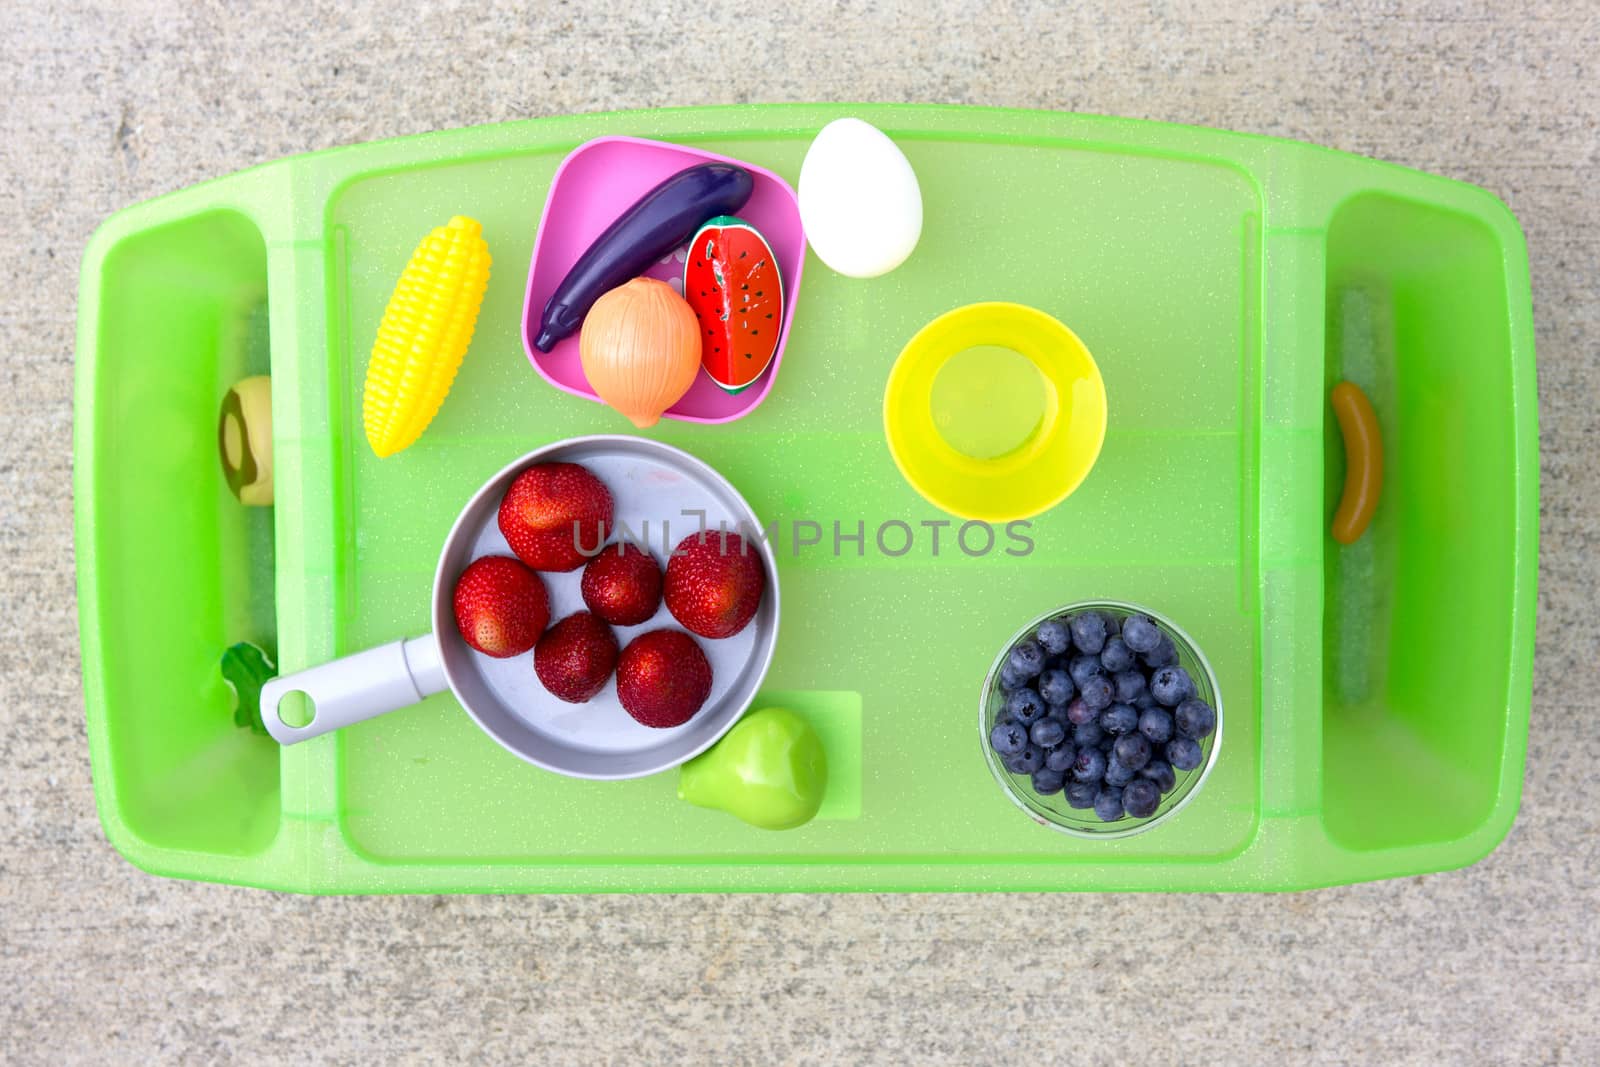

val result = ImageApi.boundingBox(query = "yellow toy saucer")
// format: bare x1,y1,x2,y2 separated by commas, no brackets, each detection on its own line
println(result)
883,302,1107,522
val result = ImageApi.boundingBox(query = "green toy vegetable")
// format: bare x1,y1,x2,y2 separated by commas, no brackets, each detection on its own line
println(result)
678,706,827,830
220,641,277,735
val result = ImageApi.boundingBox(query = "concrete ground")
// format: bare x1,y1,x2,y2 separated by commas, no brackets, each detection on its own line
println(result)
3,1,1597,1062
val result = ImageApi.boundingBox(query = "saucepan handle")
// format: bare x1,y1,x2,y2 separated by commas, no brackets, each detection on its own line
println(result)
259,635,447,744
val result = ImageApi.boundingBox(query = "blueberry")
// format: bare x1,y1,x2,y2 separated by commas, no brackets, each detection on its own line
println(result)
1005,687,1046,725
1150,666,1195,707
1167,737,1203,771
1099,703,1139,736
1073,720,1104,749
1072,747,1107,783
1045,743,1077,772
1037,668,1074,705
1113,732,1152,771
1104,756,1135,787
1122,778,1160,818
1030,717,1066,749
1064,697,1096,725
1141,759,1176,793
1133,690,1158,710
1138,707,1174,745
1011,745,1044,774
989,719,1029,756
1065,780,1099,809
1068,654,1105,689
1103,613,1121,637
1069,611,1109,654
1142,632,1177,669
1099,635,1135,674
999,660,1030,690
1113,670,1147,705
1120,613,1161,654
1007,639,1046,678
1036,618,1072,656
1078,674,1115,710
1174,697,1217,739
1093,787,1125,822
1031,768,1066,795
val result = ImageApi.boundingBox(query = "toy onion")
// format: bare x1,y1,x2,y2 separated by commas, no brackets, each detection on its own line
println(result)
579,278,702,428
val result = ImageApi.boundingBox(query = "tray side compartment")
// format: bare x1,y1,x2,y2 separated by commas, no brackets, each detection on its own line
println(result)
1321,191,1532,854
77,208,281,858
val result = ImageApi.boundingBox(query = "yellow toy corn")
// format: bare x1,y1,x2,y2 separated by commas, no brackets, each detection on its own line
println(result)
362,215,491,458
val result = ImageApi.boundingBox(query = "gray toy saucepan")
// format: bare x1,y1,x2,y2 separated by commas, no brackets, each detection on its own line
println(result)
259,435,780,780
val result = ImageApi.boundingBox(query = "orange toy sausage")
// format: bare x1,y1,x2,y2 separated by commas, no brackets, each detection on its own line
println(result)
1331,381,1383,544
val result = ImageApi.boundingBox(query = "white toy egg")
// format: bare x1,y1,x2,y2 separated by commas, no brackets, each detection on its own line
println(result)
798,118,923,278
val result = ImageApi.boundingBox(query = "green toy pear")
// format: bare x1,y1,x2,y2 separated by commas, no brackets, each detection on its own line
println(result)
678,707,827,830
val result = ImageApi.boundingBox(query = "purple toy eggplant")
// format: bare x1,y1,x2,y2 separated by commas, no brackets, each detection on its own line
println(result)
532,163,754,352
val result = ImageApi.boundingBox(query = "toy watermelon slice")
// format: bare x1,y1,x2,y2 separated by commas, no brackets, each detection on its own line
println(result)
683,215,783,393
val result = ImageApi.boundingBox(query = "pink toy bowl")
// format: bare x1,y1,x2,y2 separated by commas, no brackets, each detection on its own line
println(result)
522,136,806,424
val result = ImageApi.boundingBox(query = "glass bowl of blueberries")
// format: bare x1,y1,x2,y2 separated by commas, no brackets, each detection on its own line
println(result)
981,601,1222,839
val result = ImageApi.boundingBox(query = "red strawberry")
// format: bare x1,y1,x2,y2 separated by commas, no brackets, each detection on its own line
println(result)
616,629,713,728
663,531,766,639
534,611,619,703
452,556,549,658
498,462,614,572
581,543,663,626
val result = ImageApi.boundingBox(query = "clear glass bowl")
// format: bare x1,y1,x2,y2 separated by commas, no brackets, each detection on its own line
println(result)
979,599,1223,840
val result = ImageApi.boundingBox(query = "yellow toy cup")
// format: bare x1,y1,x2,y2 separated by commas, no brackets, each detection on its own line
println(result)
883,303,1107,522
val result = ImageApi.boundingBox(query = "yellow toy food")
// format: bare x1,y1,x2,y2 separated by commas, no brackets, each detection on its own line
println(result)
578,277,701,428
362,216,491,458
219,375,273,505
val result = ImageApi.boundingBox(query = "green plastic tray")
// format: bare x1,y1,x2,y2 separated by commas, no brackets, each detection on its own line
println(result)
74,105,1537,892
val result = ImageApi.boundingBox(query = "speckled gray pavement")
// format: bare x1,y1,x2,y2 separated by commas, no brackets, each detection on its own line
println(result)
4,1,1598,1063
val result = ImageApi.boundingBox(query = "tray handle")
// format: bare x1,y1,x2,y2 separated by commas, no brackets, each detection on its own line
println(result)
259,635,445,744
